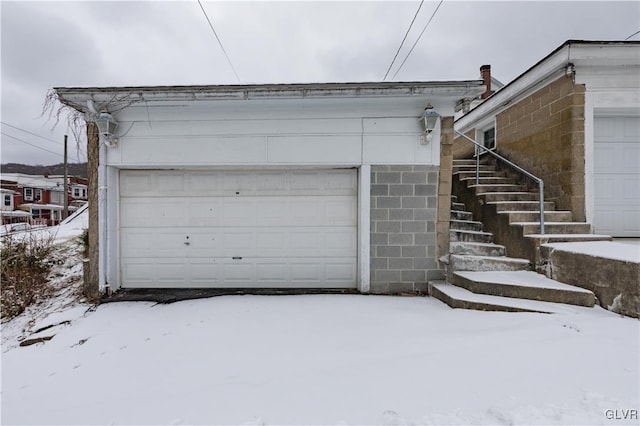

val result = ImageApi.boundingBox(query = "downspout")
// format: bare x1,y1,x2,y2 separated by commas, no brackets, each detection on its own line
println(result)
98,141,108,292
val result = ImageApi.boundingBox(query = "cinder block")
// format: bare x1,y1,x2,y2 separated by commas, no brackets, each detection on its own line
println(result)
402,270,426,282
402,246,426,258
377,245,401,257
402,196,426,208
389,184,414,196
402,172,428,184
377,172,402,184
371,257,388,270
375,270,402,282
415,184,436,196
389,233,414,245
377,221,401,233
371,233,389,245
402,221,426,233
389,258,413,269
370,209,389,220
371,184,389,196
377,197,402,208
389,209,413,220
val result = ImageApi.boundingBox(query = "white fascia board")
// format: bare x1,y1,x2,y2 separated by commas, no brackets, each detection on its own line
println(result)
456,42,640,132
455,45,571,132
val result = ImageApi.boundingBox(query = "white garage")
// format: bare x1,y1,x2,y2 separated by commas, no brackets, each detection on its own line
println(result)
593,115,640,237
119,169,358,288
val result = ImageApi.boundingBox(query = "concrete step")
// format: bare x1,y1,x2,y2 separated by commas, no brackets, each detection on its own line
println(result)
453,170,508,179
502,210,574,223
453,164,497,172
450,219,483,232
450,241,507,257
462,176,518,186
452,271,596,307
478,192,540,202
525,234,613,244
449,254,531,272
451,210,473,221
453,159,489,165
511,222,592,235
450,229,493,243
488,201,555,212
469,184,528,193
451,202,466,212
428,281,591,314
451,194,458,202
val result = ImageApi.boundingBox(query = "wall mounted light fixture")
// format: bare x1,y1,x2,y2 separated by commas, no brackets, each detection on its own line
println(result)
418,104,439,144
94,111,118,147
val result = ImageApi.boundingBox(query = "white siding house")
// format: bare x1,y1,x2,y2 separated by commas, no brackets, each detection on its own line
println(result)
55,81,484,293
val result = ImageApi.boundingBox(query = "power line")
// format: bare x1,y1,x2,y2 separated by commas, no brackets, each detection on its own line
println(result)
625,29,640,40
383,0,425,81
391,0,445,80
1,121,61,145
1,132,64,158
197,0,242,83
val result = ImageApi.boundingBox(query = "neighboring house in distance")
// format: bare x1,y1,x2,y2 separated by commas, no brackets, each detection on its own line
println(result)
0,173,88,226
55,81,485,293
454,40,640,237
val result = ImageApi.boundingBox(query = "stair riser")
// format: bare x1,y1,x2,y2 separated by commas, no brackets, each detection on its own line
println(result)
450,256,530,272
451,275,596,307
450,231,493,243
517,224,592,235
463,178,518,186
450,221,484,232
454,170,507,179
451,210,473,221
453,166,497,173
450,242,506,257
451,202,466,212
505,211,573,223
480,193,540,202
428,283,545,313
471,185,528,193
490,202,555,212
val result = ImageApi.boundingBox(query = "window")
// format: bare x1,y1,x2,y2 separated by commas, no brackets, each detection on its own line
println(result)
34,189,42,201
3,195,11,207
483,127,496,150
73,187,87,198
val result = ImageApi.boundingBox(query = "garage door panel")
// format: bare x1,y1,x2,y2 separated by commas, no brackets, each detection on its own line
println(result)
594,115,640,237
122,257,356,288
121,227,356,258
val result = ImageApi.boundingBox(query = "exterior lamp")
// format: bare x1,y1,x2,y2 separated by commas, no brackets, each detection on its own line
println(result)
418,105,439,144
95,111,118,147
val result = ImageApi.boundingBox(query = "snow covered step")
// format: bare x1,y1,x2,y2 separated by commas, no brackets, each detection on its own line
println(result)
461,176,518,186
453,170,507,179
469,184,528,193
451,202,466,212
450,241,506,257
428,281,587,314
449,255,530,272
478,192,540,202
488,200,555,212
451,210,473,221
502,210,573,223
511,222,591,235
450,229,493,243
452,271,596,307
525,234,613,244
450,219,483,232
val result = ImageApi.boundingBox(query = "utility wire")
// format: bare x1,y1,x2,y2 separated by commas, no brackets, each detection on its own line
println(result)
624,29,640,40
1,132,64,158
383,0,425,81
391,0,445,80
1,121,61,144
197,0,242,83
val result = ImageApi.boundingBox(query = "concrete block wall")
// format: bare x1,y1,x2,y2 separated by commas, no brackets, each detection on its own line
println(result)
370,165,440,293
496,76,586,220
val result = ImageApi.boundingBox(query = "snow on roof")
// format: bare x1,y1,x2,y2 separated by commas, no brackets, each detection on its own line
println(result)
0,173,64,190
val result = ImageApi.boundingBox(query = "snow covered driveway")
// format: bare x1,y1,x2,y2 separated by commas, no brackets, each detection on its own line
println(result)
2,295,638,425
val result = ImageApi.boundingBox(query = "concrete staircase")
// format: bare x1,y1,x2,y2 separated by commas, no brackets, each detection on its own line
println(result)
429,195,597,313
450,158,611,267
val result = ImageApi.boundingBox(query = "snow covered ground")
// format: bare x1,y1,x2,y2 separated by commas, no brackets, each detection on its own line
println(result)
2,210,638,425
2,294,638,425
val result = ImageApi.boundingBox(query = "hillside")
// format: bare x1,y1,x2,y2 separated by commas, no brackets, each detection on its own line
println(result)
0,162,88,178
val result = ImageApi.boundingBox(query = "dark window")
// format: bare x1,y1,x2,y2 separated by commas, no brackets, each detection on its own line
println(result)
483,128,495,150
3,195,11,206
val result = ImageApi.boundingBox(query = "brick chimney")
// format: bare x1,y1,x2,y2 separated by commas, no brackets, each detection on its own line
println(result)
480,65,492,99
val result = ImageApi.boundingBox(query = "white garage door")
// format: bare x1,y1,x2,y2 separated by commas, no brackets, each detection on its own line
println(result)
594,115,640,237
119,169,358,288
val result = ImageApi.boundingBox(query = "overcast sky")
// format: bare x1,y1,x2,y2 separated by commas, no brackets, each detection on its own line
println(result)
1,0,639,166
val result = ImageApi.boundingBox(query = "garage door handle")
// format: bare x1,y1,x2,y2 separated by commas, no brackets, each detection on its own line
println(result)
232,256,242,260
